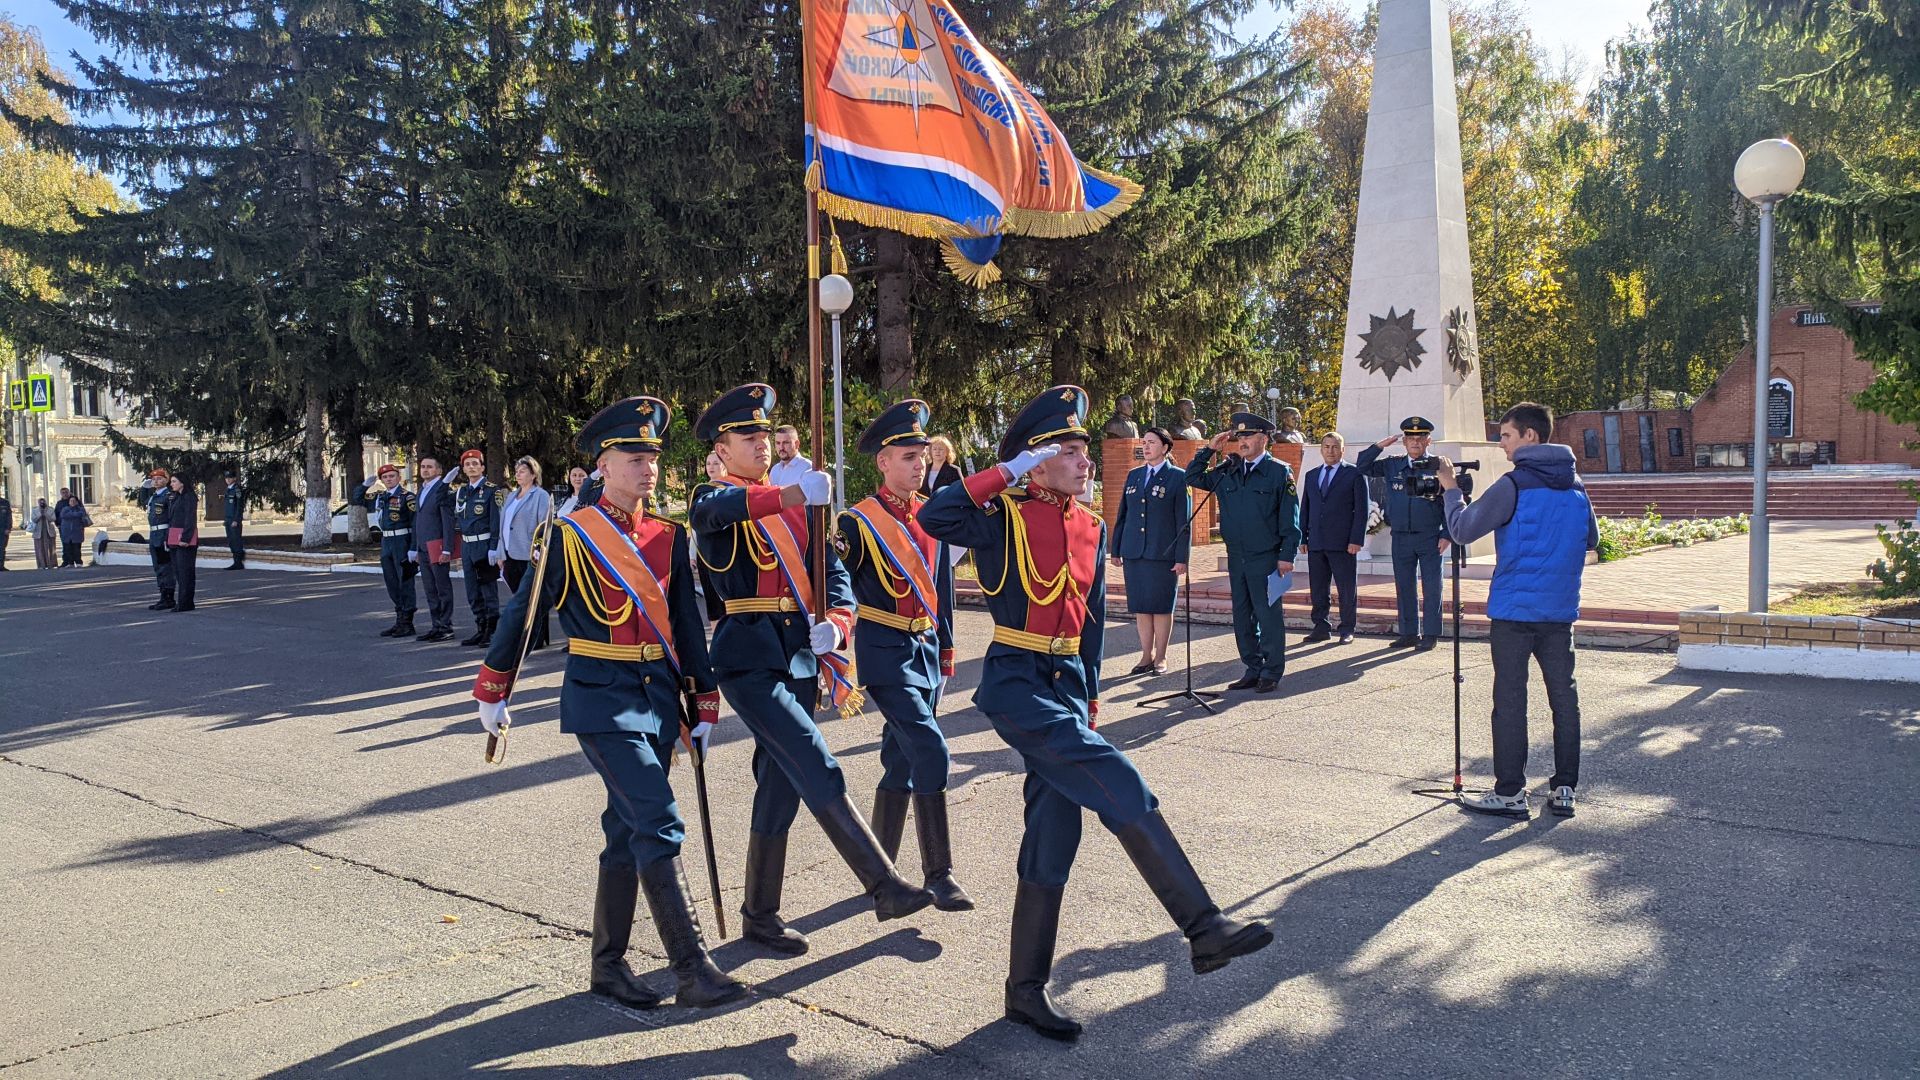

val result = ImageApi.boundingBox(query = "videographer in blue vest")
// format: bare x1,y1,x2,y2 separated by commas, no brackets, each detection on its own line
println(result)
1356,416,1453,651
1432,402,1598,820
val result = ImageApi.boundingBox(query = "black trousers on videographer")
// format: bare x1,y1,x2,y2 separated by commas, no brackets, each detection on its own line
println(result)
1489,619,1580,798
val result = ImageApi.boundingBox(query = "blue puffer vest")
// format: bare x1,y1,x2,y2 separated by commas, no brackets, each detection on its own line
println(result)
1489,446,1590,624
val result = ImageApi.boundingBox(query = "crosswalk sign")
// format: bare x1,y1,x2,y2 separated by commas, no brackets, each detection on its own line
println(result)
7,380,22,410
28,373,53,412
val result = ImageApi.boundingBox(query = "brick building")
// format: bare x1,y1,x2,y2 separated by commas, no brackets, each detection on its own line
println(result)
1553,303,1920,473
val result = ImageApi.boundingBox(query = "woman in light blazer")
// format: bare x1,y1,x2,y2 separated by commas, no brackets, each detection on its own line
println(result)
499,456,554,649
1109,427,1190,675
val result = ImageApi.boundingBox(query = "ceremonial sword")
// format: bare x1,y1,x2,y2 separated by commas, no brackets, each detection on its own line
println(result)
484,500,558,766
679,688,728,939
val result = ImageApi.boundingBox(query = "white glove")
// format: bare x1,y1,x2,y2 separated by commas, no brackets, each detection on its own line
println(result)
798,470,833,506
478,699,511,737
808,616,842,654
1004,443,1063,479
407,550,419,564
689,721,715,755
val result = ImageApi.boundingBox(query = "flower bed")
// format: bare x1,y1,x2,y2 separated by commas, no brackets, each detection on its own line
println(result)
1596,509,1750,562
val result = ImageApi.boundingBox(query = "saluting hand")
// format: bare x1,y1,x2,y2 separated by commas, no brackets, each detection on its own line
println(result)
1375,434,1402,449
1207,431,1234,453
1003,443,1062,481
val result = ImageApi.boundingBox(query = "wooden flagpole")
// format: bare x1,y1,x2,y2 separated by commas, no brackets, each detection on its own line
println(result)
802,0,829,619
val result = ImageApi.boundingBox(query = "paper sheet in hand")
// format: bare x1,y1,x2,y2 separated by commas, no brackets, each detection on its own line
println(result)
1268,570,1293,606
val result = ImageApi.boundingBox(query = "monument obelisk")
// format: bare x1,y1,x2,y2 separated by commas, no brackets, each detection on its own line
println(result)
1334,0,1488,452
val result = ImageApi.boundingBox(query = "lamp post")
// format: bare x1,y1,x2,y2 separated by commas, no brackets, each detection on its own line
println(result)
1733,138,1805,613
819,273,854,515
1264,385,1282,426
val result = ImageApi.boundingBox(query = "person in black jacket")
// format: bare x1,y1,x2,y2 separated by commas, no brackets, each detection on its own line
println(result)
412,456,459,641
165,473,201,612
1299,432,1371,644
919,434,964,497
220,469,246,569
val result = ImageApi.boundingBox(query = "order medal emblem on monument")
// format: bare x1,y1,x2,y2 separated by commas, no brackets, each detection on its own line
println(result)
1445,306,1478,378
1355,307,1426,380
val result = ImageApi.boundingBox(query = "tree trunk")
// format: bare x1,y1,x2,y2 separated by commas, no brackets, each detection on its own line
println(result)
875,231,914,392
342,434,370,544
486,394,508,484
1051,327,1083,387
301,385,331,549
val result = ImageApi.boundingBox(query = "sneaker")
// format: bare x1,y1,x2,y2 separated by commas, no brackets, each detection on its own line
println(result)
1549,786,1575,817
1462,790,1530,817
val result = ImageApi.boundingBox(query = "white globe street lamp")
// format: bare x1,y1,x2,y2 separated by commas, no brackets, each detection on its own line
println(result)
1734,138,1804,613
819,274,854,513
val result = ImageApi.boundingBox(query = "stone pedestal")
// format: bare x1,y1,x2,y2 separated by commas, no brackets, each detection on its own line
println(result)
1334,0,1486,450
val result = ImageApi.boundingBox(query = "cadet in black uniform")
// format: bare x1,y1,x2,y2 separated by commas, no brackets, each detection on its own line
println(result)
454,449,504,647
139,467,177,610
354,463,420,637
220,468,246,570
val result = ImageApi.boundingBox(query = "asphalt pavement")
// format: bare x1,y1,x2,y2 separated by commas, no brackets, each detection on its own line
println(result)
1,563,1914,1078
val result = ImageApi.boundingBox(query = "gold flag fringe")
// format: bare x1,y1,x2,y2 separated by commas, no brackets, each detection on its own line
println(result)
1001,165,1144,239
941,239,1003,287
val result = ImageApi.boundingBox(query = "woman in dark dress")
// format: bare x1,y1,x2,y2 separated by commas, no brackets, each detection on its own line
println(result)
920,434,963,496
1110,427,1189,674
165,474,200,611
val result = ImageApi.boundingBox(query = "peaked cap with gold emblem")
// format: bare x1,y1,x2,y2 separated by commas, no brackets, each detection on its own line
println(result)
694,383,777,442
857,399,932,455
996,385,1089,462
1229,411,1276,436
576,395,671,456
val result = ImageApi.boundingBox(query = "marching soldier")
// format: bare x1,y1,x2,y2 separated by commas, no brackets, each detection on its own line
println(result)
138,467,177,610
920,386,1273,1042
454,449,504,647
353,463,419,638
690,383,934,957
1357,416,1453,650
1187,412,1303,691
835,400,971,912
472,396,744,1009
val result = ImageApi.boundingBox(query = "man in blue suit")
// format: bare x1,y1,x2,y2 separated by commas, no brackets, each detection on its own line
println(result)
1299,432,1370,645
413,455,459,642
690,383,934,957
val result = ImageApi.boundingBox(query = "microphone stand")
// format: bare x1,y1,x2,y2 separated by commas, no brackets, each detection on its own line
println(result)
1141,457,1230,715
1414,486,1470,802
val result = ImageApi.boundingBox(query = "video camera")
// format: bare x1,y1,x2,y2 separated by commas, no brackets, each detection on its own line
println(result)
1406,456,1478,499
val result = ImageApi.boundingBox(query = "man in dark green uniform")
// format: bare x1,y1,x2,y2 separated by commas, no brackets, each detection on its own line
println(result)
1187,412,1302,693
1357,416,1453,650
220,468,247,570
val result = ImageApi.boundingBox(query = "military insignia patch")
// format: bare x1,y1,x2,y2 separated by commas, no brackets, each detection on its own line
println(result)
832,531,851,558
494,489,507,507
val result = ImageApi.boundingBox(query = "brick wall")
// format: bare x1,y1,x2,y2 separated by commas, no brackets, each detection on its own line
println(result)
1549,304,1920,472
1098,438,1304,541
1690,304,1920,468
1678,610,1920,653
1554,409,1695,473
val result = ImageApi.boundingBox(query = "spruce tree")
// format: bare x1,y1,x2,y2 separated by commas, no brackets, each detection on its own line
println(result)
1,0,392,545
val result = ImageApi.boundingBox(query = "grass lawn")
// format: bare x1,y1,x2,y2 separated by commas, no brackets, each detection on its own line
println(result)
1771,581,1920,620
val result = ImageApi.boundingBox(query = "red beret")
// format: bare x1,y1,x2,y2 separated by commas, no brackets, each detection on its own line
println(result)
377,463,401,478
149,467,170,479
459,449,485,466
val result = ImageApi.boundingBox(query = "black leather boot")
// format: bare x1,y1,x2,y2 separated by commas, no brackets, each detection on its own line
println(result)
378,613,404,637
588,864,663,1009
640,856,748,1008
871,788,909,862
460,621,487,647
815,795,935,922
150,593,174,611
1116,810,1273,975
913,792,974,911
392,614,416,639
1004,880,1080,1041
741,831,809,956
